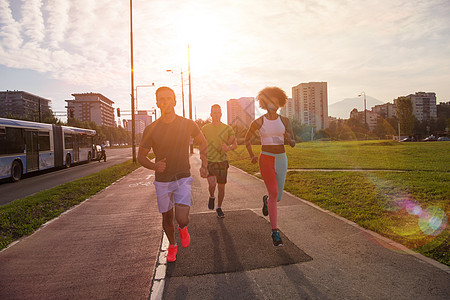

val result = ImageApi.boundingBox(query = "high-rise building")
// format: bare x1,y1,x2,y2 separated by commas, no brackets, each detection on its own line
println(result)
393,92,437,122
125,119,146,135
227,97,255,128
66,93,115,127
409,92,437,122
136,110,153,128
0,90,51,121
292,82,328,130
279,98,294,119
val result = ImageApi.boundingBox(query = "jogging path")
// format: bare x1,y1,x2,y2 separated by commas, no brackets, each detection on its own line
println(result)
1,152,449,299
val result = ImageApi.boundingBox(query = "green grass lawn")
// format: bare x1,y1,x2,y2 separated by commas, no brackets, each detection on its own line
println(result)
0,160,141,250
228,140,450,266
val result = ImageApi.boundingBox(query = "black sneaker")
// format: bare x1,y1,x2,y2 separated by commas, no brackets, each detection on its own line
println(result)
216,207,225,218
208,197,215,210
271,231,284,247
262,195,268,216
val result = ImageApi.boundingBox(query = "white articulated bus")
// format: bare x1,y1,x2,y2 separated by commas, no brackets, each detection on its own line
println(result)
0,117,96,182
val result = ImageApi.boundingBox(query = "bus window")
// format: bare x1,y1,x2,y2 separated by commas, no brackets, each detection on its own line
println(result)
6,127,24,154
0,127,6,154
64,134,73,149
38,131,51,151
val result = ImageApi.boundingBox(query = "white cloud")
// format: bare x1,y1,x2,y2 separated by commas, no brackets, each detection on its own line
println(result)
20,0,45,43
44,0,70,48
0,0,450,120
0,0,23,49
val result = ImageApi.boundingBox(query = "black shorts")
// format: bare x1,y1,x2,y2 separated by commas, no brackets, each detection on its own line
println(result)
207,161,229,184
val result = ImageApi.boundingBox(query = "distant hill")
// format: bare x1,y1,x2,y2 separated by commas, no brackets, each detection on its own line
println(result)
328,96,384,119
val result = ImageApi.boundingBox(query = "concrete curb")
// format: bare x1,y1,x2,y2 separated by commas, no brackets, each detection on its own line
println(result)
149,233,169,300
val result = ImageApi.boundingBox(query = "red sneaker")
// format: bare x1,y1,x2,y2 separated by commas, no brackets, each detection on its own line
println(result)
178,226,191,248
167,244,177,262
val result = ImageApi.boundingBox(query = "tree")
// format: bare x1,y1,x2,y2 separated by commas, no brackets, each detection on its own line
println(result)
195,117,211,129
395,97,415,135
374,117,396,139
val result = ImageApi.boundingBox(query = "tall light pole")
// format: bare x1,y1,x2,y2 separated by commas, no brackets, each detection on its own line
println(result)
166,69,185,117
188,44,193,153
358,92,367,128
129,0,136,163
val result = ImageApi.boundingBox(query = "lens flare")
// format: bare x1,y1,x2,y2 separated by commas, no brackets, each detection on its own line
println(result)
418,207,447,236
404,199,422,216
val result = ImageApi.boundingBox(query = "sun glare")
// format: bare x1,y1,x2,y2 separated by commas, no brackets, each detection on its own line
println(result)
175,9,230,75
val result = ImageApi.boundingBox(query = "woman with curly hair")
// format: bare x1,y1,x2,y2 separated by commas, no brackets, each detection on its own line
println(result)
244,86,296,246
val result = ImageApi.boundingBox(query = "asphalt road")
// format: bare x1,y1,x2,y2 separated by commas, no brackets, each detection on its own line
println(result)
0,147,133,205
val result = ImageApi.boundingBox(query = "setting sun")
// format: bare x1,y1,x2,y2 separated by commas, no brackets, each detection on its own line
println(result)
174,8,231,75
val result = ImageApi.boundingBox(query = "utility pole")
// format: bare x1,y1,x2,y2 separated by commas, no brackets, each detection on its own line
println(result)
188,44,193,154
130,0,136,163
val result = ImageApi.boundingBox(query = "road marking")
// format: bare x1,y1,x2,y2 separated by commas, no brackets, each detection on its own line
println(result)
128,175,154,187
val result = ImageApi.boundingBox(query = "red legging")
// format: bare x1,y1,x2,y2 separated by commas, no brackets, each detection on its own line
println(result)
259,151,287,229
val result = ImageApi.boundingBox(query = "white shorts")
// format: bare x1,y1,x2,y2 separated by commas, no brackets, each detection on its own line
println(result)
153,176,193,213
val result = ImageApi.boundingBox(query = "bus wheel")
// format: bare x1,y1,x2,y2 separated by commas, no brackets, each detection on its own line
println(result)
88,152,92,161
65,154,71,168
11,160,23,182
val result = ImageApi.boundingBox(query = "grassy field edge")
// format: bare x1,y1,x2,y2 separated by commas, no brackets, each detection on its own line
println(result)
0,160,141,250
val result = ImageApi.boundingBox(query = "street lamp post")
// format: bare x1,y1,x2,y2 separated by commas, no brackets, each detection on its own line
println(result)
188,44,193,153
358,92,367,128
166,69,185,117
129,0,136,163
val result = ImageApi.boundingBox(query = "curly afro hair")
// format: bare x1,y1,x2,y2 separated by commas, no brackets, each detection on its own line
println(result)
257,86,288,109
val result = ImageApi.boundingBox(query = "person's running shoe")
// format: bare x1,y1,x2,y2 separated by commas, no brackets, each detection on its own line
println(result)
216,207,225,218
178,226,191,248
208,196,215,210
167,244,177,262
262,195,269,216
271,231,284,247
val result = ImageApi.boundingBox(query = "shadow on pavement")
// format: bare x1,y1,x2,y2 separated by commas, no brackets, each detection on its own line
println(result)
166,210,312,277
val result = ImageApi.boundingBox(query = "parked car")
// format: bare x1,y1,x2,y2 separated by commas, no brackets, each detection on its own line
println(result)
400,137,415,142
422,135,437,142
437,136,450,141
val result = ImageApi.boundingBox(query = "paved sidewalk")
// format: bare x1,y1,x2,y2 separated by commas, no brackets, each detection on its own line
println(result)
0,167,162,299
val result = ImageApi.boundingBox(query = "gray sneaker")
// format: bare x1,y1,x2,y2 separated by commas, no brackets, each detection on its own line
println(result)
216,207,225,218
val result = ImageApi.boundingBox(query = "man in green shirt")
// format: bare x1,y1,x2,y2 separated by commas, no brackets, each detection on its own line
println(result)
201,104,237,218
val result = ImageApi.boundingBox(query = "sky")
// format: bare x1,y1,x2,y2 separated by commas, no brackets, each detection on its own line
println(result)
1,0,450,123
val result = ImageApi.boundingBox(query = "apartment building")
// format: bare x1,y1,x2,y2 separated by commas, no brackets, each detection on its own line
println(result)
135,110,153,128
279,98,294,119
66,93,115,127
292,82,328,130
350,108,379,131
372,102,396,119
0,90,51,120
408,92,437,122
227,97,255,128
125,119,146,135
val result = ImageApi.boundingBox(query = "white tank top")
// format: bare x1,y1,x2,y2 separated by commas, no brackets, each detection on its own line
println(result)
260,116,285,145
